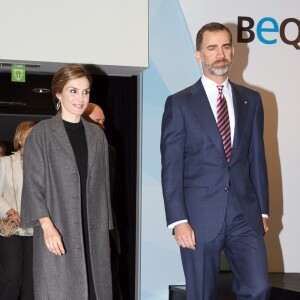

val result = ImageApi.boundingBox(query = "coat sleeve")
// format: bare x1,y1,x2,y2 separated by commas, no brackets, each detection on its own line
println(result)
20,126,50,228
160,96,188,226
248,94,269,215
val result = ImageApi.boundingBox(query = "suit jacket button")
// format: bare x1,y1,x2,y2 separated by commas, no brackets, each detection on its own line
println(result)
224,187,229,192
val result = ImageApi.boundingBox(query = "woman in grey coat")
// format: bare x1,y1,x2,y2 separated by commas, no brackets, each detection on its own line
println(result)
21,64,113,300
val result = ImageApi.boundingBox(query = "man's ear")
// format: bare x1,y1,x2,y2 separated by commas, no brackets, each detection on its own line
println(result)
195,51,202,63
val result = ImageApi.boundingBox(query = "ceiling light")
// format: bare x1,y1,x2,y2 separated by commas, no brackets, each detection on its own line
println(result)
32,88,51,94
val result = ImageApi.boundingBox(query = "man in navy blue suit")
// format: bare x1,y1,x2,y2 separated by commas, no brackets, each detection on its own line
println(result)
161,22,270,300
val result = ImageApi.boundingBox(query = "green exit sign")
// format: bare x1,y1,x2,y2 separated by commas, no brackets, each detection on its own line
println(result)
11,65,26,82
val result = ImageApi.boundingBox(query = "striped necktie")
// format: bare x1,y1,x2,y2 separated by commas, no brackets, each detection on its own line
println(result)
217,85,231,161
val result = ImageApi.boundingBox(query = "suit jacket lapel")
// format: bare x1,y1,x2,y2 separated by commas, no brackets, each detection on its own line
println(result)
189,79,225,157
231,82,249,160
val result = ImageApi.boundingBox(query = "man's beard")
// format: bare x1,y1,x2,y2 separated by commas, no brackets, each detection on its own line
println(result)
202,59,232,77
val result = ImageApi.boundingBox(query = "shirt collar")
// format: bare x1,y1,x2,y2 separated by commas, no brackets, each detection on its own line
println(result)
201,74,230,91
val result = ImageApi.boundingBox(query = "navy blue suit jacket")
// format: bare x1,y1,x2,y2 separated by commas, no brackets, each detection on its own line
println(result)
161,78,269,241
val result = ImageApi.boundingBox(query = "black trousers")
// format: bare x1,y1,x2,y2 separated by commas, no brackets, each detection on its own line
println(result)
110,237,122,300
0,235,34,300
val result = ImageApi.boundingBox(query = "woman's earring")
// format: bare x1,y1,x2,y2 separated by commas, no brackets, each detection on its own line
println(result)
56,100,61,111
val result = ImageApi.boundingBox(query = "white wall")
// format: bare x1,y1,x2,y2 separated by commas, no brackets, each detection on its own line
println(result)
0,0,148,75
141,1,199,299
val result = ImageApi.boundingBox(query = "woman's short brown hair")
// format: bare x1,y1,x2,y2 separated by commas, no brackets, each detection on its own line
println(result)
13,121,35,151
52,64,93,101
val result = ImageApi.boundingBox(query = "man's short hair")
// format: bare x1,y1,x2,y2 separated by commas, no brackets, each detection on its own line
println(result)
196,22,232,51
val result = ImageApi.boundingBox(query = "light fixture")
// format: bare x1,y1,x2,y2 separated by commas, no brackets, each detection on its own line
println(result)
32,88,51,94
0,62,41,69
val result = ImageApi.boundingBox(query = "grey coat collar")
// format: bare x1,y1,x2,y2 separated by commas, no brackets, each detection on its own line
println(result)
50,113,98,175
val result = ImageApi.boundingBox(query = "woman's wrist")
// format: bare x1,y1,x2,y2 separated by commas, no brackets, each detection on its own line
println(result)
39,217,54,230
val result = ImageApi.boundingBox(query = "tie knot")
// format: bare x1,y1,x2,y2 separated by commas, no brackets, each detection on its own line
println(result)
217,85,224,93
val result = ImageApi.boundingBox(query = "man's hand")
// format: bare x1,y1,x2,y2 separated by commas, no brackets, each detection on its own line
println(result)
262,217,269,233
174,222,196,250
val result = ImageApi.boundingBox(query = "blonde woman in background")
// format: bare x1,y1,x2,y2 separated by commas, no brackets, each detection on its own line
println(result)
0,121,34,300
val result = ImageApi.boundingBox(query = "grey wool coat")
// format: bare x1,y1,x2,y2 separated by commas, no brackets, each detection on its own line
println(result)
20,113,113,300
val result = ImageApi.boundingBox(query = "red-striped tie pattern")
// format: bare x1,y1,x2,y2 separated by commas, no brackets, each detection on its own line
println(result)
217,85,231,161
